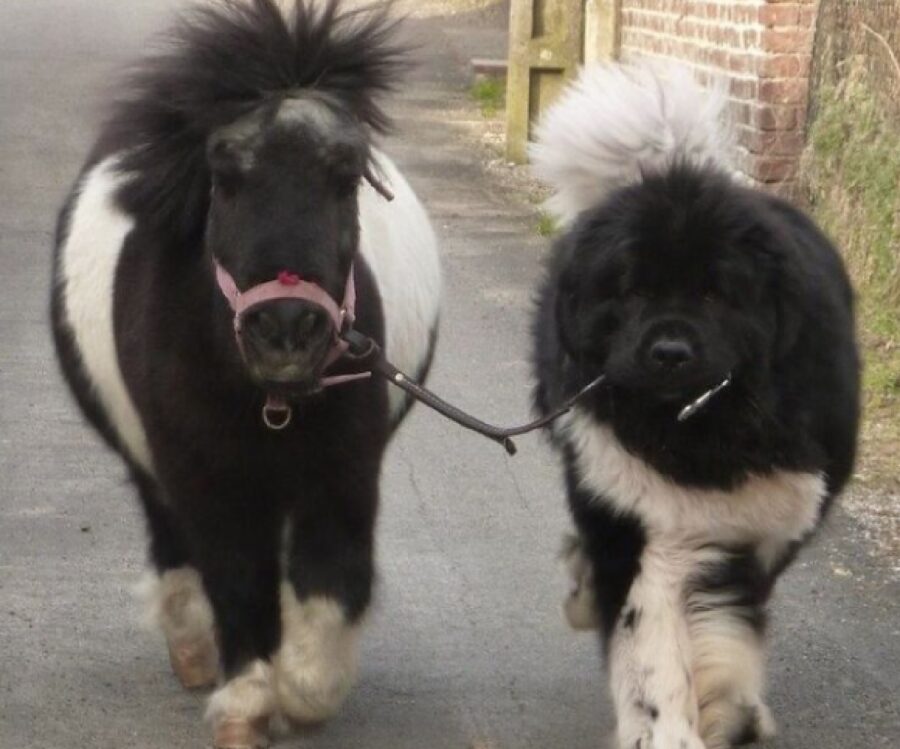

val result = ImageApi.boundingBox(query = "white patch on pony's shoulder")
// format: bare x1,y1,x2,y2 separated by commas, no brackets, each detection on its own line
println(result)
561,410,826,549
358,149,441,419
58,157,154,473
530,62,733,227
273,584,362,723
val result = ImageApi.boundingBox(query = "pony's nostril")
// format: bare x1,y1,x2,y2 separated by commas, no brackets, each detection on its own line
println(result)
252,310,280,343
294,310,323,340
245,302,328,355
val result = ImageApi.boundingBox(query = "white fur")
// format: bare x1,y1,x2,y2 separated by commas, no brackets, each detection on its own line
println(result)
688,590,775,748
610,542,707,749
530,62,732,227
562,535,601,630
138,567,215,646
137,567,219,688
206,660,276,725
358,149,441,418
561,411,822,747
57,158,154,472
273,585,361,722
560,411,826,553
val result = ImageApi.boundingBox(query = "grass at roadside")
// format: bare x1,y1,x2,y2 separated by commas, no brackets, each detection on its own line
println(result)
802,59,900,488
470,77,505,118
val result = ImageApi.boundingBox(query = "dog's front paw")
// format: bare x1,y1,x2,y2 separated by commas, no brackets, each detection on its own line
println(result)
698,698,777,748
625,722,706,749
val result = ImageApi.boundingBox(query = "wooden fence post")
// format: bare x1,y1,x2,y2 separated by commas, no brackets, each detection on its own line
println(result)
505,0,584,163
584,0,621,64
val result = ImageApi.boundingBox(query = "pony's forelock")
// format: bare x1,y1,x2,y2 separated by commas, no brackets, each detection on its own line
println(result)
103,0,408,243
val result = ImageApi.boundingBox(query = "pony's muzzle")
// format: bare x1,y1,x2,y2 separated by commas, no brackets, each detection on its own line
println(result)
241,299,333,385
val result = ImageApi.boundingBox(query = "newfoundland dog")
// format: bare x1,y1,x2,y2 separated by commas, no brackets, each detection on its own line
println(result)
530,64,860,749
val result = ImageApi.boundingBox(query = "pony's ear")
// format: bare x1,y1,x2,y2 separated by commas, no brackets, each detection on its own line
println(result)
364,159,394,201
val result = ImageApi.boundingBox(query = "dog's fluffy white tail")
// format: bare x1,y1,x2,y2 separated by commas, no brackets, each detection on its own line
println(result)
531,63,732,226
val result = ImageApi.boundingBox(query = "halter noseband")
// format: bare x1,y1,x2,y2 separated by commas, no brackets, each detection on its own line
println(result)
213,259,371,428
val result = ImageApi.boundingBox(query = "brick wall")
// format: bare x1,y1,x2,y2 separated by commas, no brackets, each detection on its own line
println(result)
616,0,819,195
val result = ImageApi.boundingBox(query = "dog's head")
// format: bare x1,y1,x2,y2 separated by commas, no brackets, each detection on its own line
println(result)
555,166,802,410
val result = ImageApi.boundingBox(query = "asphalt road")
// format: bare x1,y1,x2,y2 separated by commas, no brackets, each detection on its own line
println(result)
0,2,898,748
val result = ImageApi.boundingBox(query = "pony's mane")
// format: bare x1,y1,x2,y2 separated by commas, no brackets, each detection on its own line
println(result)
101,0,407,244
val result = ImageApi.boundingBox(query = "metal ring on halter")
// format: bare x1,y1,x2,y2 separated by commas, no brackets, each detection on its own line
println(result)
262,404,293,431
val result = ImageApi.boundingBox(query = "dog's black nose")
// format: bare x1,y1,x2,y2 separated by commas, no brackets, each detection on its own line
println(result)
243,299,329,354
648,338,695,370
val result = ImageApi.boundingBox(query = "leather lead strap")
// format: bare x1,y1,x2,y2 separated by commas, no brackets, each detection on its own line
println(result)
342,330,606,456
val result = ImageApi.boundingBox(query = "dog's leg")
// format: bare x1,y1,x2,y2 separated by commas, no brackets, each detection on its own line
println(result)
610,543,705,749
687,554,777,749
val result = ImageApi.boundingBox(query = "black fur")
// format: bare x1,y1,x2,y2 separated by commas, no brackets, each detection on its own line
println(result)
537,165,858,493
94,0,406,245
688,546,773,636
534,163,860,744
52,0,420,692
565,455,646,642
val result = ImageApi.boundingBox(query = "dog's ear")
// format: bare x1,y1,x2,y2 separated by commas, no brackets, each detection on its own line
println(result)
774,265,807,361
754,224,807,362
553,235,589,359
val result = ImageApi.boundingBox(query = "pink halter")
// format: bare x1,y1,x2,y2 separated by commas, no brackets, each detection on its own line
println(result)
213,258,371,396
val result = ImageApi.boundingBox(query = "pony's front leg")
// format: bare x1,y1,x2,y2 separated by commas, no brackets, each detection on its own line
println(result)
274,471,377,725
133,471,219,690
179,504,282,749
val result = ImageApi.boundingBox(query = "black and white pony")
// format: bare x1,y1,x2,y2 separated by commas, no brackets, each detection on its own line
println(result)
51,1,440,746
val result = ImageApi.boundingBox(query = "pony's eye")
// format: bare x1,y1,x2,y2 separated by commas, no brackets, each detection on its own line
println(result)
210,168,241,198
335,173,361,198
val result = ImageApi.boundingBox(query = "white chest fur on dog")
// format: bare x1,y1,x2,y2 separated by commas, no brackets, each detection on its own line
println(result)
561,409,826,552
560,409,823,748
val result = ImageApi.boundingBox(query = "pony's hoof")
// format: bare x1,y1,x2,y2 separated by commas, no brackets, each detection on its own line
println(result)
213,717,269,749
564,588,601,630
167,637,218,689
561,534,600,630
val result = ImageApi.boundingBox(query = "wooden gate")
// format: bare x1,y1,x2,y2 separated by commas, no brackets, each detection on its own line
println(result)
505,0,620,163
